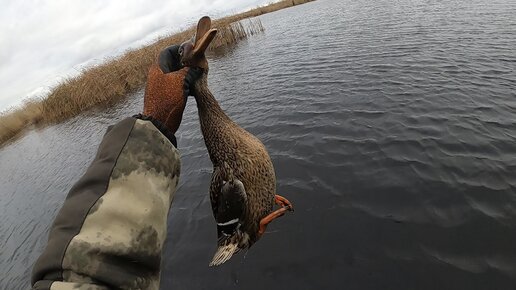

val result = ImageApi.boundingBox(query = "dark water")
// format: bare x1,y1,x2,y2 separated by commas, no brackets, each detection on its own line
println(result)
2,0,516,288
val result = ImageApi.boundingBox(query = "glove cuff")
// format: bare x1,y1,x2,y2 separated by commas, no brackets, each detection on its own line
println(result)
132,114,177,147
183,67,204,97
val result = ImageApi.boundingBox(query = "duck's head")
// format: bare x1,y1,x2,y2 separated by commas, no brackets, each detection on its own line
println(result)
179,16,218,70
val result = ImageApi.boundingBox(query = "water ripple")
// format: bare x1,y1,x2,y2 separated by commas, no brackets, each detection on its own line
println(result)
2,0,516,288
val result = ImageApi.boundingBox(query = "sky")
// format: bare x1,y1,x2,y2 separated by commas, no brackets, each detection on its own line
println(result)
0,0,275,111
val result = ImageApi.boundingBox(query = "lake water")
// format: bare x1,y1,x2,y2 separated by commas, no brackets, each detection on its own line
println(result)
1,0,516,288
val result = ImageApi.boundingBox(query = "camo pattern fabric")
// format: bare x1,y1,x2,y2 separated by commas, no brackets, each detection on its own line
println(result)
31,118,180,290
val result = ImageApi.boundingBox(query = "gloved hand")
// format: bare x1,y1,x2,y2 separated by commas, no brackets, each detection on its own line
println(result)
141,44,202,136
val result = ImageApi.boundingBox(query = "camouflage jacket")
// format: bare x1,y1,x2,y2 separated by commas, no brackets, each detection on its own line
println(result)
31,117,180,290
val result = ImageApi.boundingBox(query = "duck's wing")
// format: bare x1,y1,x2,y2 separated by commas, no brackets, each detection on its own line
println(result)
216,179,247,237
210,166,248,238
209,167,250,266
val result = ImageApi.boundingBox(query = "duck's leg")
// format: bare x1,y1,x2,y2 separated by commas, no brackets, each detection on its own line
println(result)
258,207,289,237
275,195,294,211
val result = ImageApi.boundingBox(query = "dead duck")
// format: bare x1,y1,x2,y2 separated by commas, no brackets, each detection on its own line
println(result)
180,16,293,266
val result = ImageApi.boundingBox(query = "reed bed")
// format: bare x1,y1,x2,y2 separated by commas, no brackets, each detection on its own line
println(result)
0,0,315,147
0,100,43,144
210,19,265,50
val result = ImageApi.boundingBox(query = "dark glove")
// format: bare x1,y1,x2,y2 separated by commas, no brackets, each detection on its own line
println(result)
141,45,202,135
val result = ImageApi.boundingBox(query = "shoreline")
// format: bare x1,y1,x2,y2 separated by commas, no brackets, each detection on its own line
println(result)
0,0,315,148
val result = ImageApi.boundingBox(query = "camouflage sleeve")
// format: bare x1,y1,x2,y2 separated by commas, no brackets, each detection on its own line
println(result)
31,117,180,290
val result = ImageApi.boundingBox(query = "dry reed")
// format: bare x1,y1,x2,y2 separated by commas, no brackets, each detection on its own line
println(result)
0,99,43,144
0,0,314,147
211,19,265,50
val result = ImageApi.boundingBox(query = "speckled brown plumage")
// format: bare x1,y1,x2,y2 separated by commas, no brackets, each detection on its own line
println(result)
194,74,277,246
143,64,189,133
179,16,292,266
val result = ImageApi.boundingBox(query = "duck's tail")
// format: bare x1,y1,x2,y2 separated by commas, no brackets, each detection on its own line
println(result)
209,230,249,266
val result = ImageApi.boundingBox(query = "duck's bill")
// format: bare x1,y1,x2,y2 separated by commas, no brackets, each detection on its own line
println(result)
192,29,218,58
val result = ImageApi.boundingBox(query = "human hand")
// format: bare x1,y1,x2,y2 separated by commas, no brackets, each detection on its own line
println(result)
142,45,202,134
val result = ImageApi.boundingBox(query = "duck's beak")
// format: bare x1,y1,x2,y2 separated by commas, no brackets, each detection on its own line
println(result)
180,16,218,69
192,28,217,59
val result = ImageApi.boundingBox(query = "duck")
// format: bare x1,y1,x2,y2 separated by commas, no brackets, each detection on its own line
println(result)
180,16,294,266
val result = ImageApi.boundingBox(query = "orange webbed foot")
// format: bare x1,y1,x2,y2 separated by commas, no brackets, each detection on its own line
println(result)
275,194,294,212
257,195,294,237
258,207,289,237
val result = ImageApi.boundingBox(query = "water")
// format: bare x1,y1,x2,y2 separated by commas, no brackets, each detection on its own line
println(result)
1,0,516,288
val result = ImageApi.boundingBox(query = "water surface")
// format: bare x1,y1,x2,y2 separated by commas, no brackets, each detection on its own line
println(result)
1,0,516,289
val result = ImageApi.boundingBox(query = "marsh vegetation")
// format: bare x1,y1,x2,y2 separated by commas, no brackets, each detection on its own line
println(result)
0,0,314,147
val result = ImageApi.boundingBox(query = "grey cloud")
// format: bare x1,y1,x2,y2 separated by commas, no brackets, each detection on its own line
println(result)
0,0,271,110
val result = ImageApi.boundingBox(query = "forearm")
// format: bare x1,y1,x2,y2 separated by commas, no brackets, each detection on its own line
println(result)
32,117,180,290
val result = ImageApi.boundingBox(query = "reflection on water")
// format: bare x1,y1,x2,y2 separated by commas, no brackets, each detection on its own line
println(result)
2,0,516,288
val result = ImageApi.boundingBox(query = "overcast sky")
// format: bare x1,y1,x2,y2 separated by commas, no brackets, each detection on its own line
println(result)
0,0,275,111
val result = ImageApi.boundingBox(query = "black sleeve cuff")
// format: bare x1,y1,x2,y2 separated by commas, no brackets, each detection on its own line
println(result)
183,67,203,97
132,114,178,148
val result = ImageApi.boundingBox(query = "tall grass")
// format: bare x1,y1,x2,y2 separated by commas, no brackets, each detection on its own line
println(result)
0,100,43,144
211,20,265,50
0,0,315,147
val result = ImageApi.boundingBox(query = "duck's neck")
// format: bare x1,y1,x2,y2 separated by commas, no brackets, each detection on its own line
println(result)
194,73,232,164
194,73,231,124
